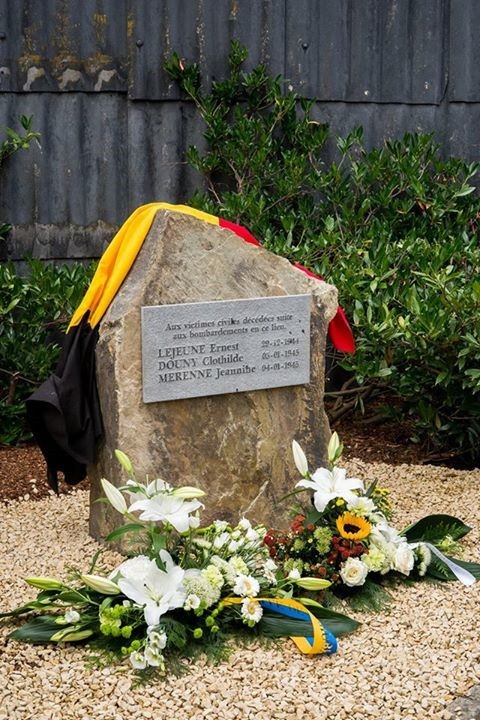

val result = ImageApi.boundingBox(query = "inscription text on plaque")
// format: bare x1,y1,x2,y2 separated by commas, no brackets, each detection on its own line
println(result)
141,295,311,403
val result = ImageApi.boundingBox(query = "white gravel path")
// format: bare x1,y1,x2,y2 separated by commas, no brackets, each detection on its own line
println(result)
1,460,479,720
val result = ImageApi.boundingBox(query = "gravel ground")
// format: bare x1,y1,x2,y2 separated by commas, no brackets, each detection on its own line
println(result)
1,459,479,720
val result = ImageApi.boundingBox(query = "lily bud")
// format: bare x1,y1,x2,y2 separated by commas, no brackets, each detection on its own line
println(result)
172,486,206,499
292,440,309,476
80,574,120,595
327,432,343,464
25,577,64,591
101,478,127,515
51,628,94,642
294,577,332,591
114,449,134,476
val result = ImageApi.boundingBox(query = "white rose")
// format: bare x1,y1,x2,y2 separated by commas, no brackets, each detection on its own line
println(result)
394,543,415,576
339,557,369,587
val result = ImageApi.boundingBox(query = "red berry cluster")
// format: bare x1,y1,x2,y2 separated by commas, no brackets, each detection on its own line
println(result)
327,536,366,567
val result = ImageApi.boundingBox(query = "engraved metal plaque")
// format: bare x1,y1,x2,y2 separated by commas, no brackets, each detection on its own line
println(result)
141,295,311,403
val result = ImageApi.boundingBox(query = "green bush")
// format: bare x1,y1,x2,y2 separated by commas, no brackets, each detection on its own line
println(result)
166,42,480,462
0,260,94,444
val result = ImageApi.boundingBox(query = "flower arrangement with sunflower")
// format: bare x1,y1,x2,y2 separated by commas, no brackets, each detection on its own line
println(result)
265,433,480,606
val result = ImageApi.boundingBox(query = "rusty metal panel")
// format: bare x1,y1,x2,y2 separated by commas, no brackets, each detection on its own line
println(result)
0,92,129,260
286,0,448,103
129,0,286,100
449,0,480,101
0,0,128,93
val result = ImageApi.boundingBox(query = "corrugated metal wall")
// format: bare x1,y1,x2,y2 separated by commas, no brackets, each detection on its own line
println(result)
1,0,479,262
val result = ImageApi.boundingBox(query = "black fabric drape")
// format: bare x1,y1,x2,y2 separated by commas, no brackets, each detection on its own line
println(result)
26,313,103,493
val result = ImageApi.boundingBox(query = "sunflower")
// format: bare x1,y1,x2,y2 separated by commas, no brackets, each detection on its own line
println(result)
336,512,371,541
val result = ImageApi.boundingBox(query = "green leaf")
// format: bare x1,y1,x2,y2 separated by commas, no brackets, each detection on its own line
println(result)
104,523,146,543
427,555,480,582
401,514,471,543
259,612,314,638
306,605,360,636
8,616,64,644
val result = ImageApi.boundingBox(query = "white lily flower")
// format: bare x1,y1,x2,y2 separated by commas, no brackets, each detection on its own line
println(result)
115,552,186,627
296,466,364,512
101,478,127,515
129,493,203,533
292,440,309,476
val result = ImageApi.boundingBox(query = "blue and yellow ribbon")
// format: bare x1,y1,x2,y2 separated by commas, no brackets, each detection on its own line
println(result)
223,596,337,655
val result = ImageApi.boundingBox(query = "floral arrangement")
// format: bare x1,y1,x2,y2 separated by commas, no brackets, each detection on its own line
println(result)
2,436,478,677
264,434,480,609
1,450,357,677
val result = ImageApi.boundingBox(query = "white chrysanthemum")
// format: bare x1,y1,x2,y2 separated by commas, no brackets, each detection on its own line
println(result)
182,573,221,608
288,568,301,580
241,598,263,624
362,544,388,573
228,556,249,576
210,556,237,586
201,565,224,590
233,574,260,597
339,557,369,587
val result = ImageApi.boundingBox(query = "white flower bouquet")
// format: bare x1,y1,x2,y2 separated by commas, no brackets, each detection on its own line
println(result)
1,450,358,677
264,434,480,609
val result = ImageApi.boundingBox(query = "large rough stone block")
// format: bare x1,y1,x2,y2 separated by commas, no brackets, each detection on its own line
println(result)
89,210,338,539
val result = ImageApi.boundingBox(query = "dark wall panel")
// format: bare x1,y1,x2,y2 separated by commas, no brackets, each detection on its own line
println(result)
286,0,448,103
129,0,286,99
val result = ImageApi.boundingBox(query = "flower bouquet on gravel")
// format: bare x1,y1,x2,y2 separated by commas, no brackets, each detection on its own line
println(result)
1,450,358,678
264,434,480,610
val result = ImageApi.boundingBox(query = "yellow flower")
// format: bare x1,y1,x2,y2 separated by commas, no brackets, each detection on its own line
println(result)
336,512,371,541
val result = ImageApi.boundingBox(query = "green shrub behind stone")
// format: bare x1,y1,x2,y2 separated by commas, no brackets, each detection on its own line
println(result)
0,260,94,444
167,43,480,462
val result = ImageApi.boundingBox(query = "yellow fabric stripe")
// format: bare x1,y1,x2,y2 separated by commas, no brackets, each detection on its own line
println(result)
68,203,220,330
222,596,328,655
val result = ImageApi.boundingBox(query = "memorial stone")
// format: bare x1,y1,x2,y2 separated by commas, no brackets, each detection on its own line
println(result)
89,210,338,539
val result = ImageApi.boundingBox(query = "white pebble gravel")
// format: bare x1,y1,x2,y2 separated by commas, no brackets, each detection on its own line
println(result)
0,460,479,720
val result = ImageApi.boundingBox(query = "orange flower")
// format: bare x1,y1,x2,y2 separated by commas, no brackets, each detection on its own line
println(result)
336,512,371,541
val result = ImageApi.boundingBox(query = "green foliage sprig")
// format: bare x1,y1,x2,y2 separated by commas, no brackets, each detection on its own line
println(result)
0,260,94,444
166,42,480,462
